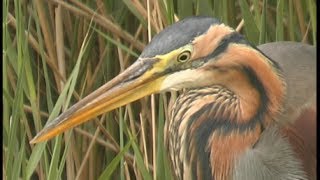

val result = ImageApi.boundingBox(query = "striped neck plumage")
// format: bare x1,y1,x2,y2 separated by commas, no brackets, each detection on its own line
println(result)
166,42,286,180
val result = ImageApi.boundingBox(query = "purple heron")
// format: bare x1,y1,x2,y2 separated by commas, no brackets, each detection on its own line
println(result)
31,16,316,180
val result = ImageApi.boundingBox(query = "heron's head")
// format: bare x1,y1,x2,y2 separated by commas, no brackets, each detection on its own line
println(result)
31,16,284,143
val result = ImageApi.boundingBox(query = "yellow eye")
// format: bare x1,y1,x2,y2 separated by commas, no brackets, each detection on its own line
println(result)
177,50,191,62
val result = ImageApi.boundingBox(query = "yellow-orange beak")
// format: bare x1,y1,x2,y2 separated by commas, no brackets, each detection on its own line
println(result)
30,57,166,144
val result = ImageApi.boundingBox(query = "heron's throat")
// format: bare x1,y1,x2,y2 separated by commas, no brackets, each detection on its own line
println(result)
166,85,263,179
166,52,285,179
165,42,286,179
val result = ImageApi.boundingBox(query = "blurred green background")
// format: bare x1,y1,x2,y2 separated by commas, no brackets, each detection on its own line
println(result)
3,0,316,179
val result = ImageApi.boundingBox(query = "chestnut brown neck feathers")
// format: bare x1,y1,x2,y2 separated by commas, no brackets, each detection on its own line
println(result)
165,23,287,180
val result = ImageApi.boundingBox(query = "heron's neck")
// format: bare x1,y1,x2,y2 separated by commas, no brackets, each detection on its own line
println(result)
208,123,262,180
166,59,283,179
204,45,286,179
166,85,266,179
179,85,266,179
216,44,286,121
166,46,286,179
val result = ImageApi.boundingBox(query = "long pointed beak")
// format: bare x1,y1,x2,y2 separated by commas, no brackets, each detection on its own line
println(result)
30,57,164,144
